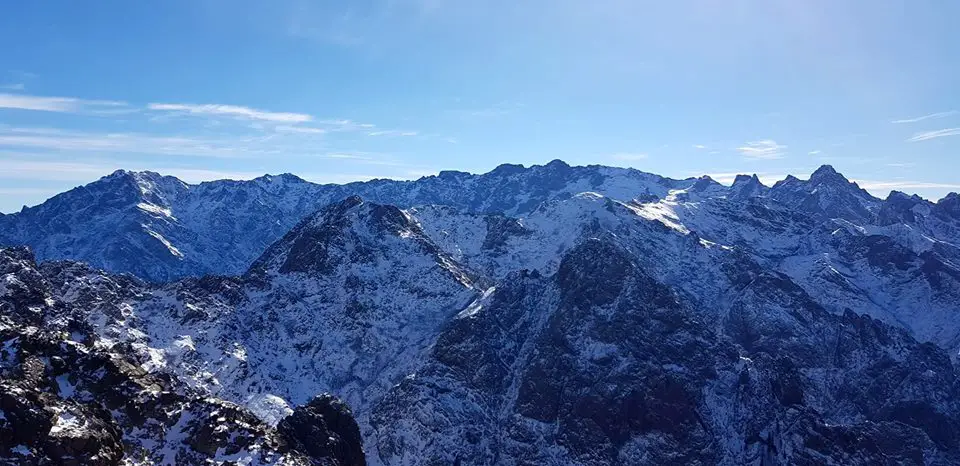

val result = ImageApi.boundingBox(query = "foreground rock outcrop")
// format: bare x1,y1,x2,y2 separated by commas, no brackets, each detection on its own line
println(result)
0,247,365,465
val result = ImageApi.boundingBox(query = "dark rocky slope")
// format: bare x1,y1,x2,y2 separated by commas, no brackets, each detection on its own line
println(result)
372,239,960,465
0,247,365,465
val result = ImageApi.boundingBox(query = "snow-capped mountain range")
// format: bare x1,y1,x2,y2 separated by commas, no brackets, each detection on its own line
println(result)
2,161,960,464
0,161,702,282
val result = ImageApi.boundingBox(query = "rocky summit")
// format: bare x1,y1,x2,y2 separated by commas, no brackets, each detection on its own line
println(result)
2,161,960,465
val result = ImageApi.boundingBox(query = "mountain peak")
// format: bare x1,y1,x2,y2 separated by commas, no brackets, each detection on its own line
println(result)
249,197,425,276
809,164,847,184
437,170,470,180
106,168,132,178
334,194,365,210
102,169,157,183
732,174,761,186
544,159,570,169
886,190,923,202
773,174,801,188
491,163,526,176
104,169,164,180
887,190,908,200
690,175,721,192
730,174,767,198
256,173,306,184
936,192,960,217
878,190,928,225
98,169,186,201
768,165,880,223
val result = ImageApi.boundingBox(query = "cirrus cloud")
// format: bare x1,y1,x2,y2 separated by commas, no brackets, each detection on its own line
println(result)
367,130,418,137
891,111,957,124
274,124,326,134
737,140,786,160
147,102,313,123
907,128,960,142
0,93,129,114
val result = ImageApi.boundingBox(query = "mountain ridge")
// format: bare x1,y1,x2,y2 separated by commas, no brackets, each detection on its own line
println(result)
3,162,960,463
5,161,956,284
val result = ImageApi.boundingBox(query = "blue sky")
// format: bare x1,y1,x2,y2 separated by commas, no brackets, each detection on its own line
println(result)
1,0,959,212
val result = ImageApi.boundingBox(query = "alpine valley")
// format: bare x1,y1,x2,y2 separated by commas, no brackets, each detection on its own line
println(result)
2,161,960,465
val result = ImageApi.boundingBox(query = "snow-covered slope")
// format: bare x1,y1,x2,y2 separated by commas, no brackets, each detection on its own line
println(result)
0,247,365,465
408,189,960,357
0,170,326,282
5,161,949,285
371,238,960,464
0,161,700,282
3,162,960,465
33,198,484,455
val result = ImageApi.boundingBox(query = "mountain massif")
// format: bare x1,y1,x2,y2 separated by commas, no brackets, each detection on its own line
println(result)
0,161,693,282
2,161,959,464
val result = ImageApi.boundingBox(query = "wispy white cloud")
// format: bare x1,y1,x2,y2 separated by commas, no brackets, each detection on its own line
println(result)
0,127,277,159
326,153,371,160
313,120,419,137
853,179,960,192
0,122,421,167
737,140,786,160
274,124,326,134
907,128,960,142
0,93,128,114
693,144,707,150
367,130,418,137
0,159,126,181
148,102,312,123
808,149,821,155
317,119,377,132
891,111,957,124
611,152,648,161
0,83,25,91
886,162,915,168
